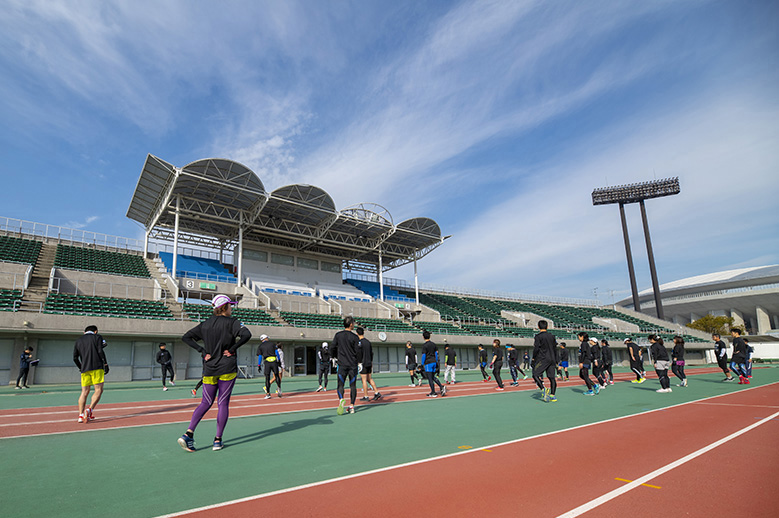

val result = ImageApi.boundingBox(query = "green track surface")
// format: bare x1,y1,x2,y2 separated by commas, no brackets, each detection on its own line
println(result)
1,366,776,518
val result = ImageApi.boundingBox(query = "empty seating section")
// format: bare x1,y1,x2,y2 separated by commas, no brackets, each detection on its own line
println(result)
280,311,343,329
593,307,674,333
346,279,412,302
355,317,415,334
55,244,150,277
183,304,280,326
406,292,472,321
0,235,42,265
158,252,236,283
0,289,22,311
460,324,517,338
45,293,173,320
414,321,473,336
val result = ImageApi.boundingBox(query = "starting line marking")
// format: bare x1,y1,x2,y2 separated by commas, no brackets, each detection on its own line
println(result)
557,408,779,517
457,445,472,449
614,477,661,489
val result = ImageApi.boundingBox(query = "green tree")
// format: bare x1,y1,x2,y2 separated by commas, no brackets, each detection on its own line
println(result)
686,314,736,335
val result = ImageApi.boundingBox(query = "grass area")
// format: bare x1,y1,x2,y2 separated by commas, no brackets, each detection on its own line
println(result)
0,366,775,518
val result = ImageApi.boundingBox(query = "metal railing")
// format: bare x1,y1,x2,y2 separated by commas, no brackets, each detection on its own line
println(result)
51,276,165,301
0,269,29,293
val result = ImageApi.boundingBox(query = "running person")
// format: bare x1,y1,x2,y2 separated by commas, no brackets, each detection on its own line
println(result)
532,320,558,402
177,295,251,452
405,341,421,386
625,338,645,383
576,332,598,396
490,339,505,391
478,345,491,382
316,342,331,392
332,316,362,415
648,334,672,393
258,334,282,398
712,334,734,381
671,335,687,387
156,343,175,391
600,339,614,385
443,344,457,384
556,342,569,381
357,327,381,402
507,344,526,386
730,328,749,384
421,331,446,397
589,337,606,389
73,325,109,423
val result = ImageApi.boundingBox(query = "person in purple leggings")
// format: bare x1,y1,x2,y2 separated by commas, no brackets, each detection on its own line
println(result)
177,294,251,452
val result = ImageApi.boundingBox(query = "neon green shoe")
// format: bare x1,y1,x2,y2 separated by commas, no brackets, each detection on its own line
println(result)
337,398,345,415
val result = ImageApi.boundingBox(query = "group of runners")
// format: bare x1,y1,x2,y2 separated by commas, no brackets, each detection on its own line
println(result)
64,294,757,452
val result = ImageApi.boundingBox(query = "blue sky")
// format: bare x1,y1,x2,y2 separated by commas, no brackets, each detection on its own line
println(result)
1,0,777,302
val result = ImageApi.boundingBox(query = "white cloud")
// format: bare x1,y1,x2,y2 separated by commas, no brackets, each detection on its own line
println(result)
62,216,100,230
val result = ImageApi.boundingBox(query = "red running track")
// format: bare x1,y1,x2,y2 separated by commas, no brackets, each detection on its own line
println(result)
0,367,732,439
160,382,779,518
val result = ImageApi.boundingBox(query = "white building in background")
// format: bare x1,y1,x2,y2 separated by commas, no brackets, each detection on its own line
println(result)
618,265,779,336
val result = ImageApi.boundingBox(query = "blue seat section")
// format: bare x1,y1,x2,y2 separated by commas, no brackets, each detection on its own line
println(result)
345,279,413,303
158,252,236,284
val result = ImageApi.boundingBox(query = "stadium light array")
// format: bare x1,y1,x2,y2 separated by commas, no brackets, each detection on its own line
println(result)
592,177,680,205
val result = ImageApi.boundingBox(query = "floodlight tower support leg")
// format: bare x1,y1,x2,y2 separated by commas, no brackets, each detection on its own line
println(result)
619,202,641,312
378,249,384,302
237,212,244,288
172,195,180,282
639,200,665,320
414,257,420,306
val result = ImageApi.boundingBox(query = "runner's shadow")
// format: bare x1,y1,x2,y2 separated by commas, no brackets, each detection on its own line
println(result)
227,414,335,446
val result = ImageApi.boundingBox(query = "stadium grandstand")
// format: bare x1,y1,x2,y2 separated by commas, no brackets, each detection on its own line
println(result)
0,155,736,387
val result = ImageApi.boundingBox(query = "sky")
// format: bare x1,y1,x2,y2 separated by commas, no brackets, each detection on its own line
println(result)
1,0,777,302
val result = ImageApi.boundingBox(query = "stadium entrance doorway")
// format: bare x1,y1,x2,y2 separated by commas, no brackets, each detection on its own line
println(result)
293,345,317,376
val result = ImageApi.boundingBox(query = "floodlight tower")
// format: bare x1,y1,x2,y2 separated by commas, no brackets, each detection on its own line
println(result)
592,178,680,319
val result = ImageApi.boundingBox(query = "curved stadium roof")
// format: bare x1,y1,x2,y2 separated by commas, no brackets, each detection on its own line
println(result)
126,154,446,271
637,264,779,296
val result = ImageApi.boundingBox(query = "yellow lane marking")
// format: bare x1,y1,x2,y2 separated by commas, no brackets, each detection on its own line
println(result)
615,477,661,489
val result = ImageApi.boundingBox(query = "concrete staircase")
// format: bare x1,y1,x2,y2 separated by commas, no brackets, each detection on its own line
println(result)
22,242,57,304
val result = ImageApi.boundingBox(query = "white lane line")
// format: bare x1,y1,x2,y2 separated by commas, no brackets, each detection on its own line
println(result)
154,382,779,518
556,408,779,518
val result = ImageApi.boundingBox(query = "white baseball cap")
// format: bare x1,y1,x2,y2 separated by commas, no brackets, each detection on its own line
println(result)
260,334,269,341
321,342,328,347
211,294,237,308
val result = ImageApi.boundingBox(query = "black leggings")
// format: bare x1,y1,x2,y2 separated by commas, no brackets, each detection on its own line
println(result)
602,363,613,382
318,363,329,387
337,365,358,404
425,368,443,393
265,362,281,393
493,361,503,388
479,363,489,380
592,363,605,386
16,367,29,387
533,361,557,395
717,358,730,376
671,362,686,380
579,364,593,390
161,363,175,386
655,368,670,389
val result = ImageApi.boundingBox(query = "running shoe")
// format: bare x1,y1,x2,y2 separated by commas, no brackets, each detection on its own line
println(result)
373,393,382,401
583,390,595,396
608,380,614,385
441,386,447,397
264,394,272,399
322,387,327,392
656,388,666,393
482,378,488,383
360,396,370,401
637,378,646,384
744,378,750,384
548,395,558,403
630,379,640,383
337,399,346,415
14,386,21,390
170,381,175,386
593,384,600,395
426,393,438,398
408,384,416,387
495,387,505,391
78,414,85,423
178,435,195,452
191,389,197,396
723,377,735,382
523,375,528,380
348,406,355,414
316,386,323,392
542,388,550,402
163,386,168,391
682,379,687,387
212,439,223,451
487,376,492,382
86,408,94,421
738,377,744,384
277,389,282,398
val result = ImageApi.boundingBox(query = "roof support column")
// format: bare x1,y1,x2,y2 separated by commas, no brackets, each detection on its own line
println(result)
414,256,419,306
143,229,149,258
237,212,244,288
378,248,384,302
172,195,180,281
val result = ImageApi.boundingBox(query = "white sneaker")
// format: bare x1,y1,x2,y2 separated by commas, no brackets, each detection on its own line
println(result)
409,384,416,387
163,386,168,391
170,381,175,386
316,386,323,392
